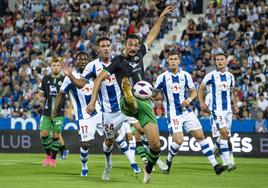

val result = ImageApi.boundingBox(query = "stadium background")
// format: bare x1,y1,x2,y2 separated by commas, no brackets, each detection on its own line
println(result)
0,0,267,156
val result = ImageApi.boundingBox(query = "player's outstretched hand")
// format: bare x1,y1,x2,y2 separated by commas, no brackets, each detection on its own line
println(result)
60,62,72,77
86,101,95,115
160,5,175,19
233,105,239,114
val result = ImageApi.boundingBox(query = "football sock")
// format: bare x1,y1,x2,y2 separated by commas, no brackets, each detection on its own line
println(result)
136,141,147,162
41,136,52,155
51,137,60,159
220,139,231,165
199,139,217,167
167,142,180,162
80,147,89,170
116,135,135,164
146,148,160,174
103,142,113,165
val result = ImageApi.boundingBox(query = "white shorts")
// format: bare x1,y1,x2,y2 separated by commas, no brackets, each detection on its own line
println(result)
211,110,232,137
118,122,133,138
103,111,138,139
168,111,202,135
78,113,103,142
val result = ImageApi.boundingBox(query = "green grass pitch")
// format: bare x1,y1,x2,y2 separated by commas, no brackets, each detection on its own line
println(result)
0,154,267,188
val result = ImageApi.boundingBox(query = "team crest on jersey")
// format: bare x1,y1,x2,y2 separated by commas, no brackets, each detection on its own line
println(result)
220,81,229,91
170,83,181,93
134,56,140,61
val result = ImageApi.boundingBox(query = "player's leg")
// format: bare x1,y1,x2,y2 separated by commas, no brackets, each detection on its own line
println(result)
188,112,225,175
50,116,64,167
40,115,53,166
225,112,236,171
78,117,100,176
142,122,161,183
102,138,113,181
165,131,183,174
132,123,147,163
59,133,69,160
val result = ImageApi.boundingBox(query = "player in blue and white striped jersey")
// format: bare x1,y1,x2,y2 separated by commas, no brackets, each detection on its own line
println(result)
55,52,103,176
154,50,225,175
60,37,141,180
53,52,103,176
198,53,239,171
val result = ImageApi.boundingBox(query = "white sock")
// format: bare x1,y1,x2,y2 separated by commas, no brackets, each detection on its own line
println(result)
115,134,135,164
220,139,231,165
212,137,220,153
167,142,180,162
141,134,149,150
103,142,113,166
80,147,89,170
128,136,136,160
199,139,217,167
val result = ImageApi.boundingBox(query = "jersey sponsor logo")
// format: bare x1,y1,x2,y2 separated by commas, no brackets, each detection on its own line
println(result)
105,75,116,86
220,81,229,91
129,61,139,69
58,81,62,86
170,83,181,93
133,56,140,61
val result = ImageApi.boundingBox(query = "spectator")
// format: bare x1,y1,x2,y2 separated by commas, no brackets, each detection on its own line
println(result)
0,102,12,119
255,112,267,133
257,93,268,111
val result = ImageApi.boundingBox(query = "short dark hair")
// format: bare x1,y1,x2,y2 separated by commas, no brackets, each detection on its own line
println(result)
126,34,140,42
76,51,89,59
168,50,180,57
96,37,111,45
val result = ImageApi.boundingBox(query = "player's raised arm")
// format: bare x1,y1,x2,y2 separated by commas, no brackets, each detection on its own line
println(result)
60,62,86,89
198,83,209,112
145,6,174,48
86,70,109,114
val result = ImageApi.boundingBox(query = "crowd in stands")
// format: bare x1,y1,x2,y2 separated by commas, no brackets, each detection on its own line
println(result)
0,0,186,119
147,0,268,123
0,0,267,127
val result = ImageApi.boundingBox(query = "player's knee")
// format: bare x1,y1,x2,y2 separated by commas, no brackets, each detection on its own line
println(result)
53,132,60,139
40,131,49,137
81,141,90,150
105,139,114,147
173,137,183,145
150,139,160,151
126,133,133,141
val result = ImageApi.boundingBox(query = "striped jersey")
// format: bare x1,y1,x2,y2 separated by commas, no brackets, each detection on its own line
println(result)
155,70,195,122
82,58,121,113
202,70,235,111
60,69,100,121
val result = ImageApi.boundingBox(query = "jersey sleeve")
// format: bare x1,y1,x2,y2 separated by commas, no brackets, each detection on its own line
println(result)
139,43,148,57
202,73,212,86
60,76,71,93
81,63,96,80
230,74,235,89
154,74,164,91
105,56,120,75
185,72,195,89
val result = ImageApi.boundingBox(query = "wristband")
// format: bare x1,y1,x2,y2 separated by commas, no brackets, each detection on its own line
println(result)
187,98,192,103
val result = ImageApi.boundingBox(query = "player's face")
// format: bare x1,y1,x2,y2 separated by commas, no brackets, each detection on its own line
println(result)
51,62,61,74
77,54,89,70
98,40,111,59
125,38,139,57
167,54,180,71
215,55,227,71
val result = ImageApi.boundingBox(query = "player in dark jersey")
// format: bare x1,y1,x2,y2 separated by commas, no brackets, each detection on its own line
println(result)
86,6,175,183
39,56,69,167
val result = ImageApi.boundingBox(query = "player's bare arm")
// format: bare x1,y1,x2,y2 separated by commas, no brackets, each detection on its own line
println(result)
198,83,209,112
181,88,197,107
60,62,86,89
65,100,73,121
38,91,46,107
145,6,174,48
86,70,109,114
232,88,239,114
51,91,64,119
